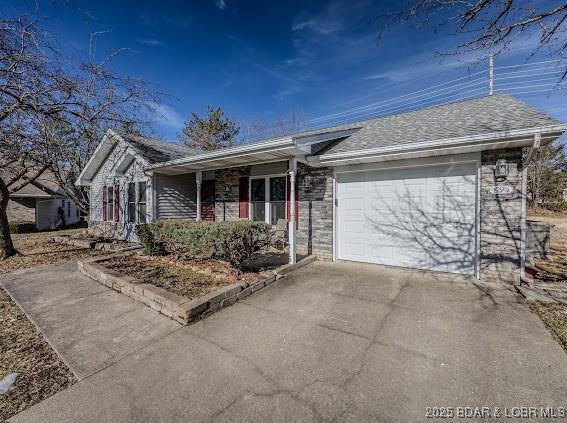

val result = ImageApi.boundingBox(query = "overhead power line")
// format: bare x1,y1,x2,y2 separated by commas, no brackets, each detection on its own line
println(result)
306,77,487,124
492,59,566,70
307,87,487,129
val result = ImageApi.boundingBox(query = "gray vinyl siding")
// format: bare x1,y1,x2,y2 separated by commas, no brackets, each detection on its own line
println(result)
249,161,288,176
156,173,197,219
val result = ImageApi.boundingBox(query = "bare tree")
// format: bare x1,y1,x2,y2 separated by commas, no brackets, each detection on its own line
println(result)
525,141,567,208
0,13,161,259
239,109,306,142
375,1,567,77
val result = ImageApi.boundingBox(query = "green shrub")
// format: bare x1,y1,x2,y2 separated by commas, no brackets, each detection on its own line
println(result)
135,223,165,255
150,220,271,267
8,221,36,234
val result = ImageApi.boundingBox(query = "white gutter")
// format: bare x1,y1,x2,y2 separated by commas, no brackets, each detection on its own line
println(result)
318,125,566,163
520,133,542,285
148,136,295,170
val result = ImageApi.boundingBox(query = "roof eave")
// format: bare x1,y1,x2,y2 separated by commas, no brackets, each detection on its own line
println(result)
147,137,300,174
317,125,566,166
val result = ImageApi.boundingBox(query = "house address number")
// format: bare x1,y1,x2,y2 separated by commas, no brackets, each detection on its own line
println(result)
482,184,515,198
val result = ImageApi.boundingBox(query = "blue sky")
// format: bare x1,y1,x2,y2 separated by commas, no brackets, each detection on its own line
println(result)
15,0,567,140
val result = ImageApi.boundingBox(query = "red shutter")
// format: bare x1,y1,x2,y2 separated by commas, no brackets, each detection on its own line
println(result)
102,185,107,221
114,183,120,222
286,175,299,229
238,177,249,219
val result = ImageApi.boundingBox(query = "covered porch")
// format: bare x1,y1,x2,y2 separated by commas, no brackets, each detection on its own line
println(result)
148,140,309,264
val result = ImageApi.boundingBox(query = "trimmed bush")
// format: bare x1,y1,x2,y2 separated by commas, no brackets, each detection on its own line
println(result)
135,223,165,255
150,220,271,268
8,221,36,234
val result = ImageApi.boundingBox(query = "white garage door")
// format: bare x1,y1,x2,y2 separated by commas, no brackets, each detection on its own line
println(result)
337,163,477,275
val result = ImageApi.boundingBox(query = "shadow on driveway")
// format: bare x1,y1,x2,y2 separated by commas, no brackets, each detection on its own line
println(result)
5,260,567,422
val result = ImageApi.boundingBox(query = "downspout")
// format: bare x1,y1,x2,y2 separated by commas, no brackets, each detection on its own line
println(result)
520,133,541,285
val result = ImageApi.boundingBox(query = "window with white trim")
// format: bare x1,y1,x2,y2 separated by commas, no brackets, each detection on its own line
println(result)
137,181,147,224
127,182,136,223
249,176,286,225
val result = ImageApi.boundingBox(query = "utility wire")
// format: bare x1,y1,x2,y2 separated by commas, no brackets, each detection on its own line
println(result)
307,77,487,124
492,59,566,70
495,70,564,81
496,76,566,88
253,60,565,138
305,68,489,117
307,87,487,129
499,82,567,91
495,65,566,77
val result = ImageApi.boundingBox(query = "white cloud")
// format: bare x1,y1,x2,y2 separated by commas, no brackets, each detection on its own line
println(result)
137,38,163,47
148,102,185,130
215,0,227,10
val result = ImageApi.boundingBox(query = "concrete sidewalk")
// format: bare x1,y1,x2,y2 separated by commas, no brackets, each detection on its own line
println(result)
4,261,567,422
0,261,179,379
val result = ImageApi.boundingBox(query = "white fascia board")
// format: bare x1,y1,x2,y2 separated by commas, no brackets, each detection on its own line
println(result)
319,135,558,167
318,125,567,164
75,129,121,186
147,137,295,171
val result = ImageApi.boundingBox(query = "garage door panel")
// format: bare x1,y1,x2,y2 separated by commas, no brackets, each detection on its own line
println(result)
337,163,476,276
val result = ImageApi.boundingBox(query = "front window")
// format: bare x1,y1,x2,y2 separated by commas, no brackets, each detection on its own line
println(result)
249,176,287,225
107,186,114,222
127,183,136,223
269,177,286,225
250,178,265,222
137,181,147,224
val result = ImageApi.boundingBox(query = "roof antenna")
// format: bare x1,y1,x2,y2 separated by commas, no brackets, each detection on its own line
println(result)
488,54,494,96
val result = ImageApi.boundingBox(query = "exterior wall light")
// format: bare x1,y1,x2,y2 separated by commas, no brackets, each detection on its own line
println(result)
495,159,509,179
301,175,311,189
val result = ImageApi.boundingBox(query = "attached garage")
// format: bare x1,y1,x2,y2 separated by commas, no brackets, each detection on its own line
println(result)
336,162,477,275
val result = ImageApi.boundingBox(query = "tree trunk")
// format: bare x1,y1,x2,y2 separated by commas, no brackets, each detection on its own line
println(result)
0,177,16,260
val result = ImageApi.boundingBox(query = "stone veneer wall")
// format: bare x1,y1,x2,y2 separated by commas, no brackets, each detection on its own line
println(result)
214,166,250,221
88,221,125,239
480,147,523,284
296,163,334,260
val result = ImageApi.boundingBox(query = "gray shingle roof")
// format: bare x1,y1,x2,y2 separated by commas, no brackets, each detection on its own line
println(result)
118,132,196,164
297,94,563,155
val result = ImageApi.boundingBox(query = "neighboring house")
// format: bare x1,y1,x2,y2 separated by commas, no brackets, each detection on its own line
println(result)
77,94,566,284
6,171,81,231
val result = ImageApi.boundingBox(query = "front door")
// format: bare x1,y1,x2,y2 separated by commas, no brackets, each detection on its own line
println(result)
201,180,215,221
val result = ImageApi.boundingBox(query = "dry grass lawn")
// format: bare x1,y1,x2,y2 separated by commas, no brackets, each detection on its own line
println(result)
528,212,567,353
0,228,104,275
0,289,76,421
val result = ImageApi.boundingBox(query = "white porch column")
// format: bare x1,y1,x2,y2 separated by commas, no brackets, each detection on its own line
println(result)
289,159,297,264
196,171,202,221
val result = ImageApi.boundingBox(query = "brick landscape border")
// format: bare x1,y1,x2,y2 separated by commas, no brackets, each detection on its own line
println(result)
51,235,137,252
78,253,317,324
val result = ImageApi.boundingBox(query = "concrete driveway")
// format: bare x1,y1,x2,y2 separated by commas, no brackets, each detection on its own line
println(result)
6,260,567,422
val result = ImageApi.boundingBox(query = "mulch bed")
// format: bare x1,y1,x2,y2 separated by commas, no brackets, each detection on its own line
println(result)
0,289,76,421
102,254,263,300
0,229,105,275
